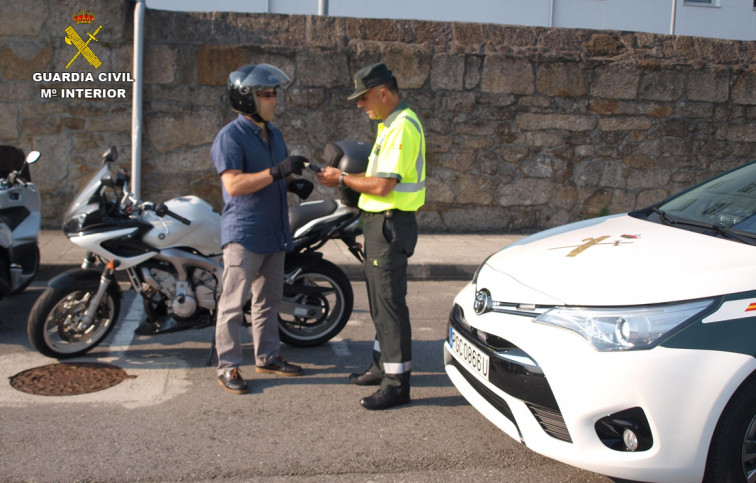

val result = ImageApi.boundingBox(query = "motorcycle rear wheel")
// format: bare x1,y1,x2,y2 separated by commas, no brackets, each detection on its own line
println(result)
27,284,121,359
278,259,353,347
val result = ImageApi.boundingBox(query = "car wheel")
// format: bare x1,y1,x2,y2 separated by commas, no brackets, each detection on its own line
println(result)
704,371,756,483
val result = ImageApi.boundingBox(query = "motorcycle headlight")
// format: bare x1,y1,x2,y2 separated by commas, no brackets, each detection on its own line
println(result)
63,213,87,234
534,299,714,351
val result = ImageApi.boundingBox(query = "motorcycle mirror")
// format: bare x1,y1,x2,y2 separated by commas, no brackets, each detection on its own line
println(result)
103,146,118,164
25,151,40,165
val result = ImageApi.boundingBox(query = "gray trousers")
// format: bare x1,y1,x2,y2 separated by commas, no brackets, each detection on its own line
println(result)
215,242,284,375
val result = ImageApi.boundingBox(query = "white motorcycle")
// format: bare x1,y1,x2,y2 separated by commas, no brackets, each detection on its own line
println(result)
27,144,366,359
0,146,41,300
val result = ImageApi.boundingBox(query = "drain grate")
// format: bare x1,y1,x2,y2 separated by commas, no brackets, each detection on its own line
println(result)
9,362,134,396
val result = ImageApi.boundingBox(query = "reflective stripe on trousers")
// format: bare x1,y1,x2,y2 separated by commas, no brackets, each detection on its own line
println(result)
373,340,413,374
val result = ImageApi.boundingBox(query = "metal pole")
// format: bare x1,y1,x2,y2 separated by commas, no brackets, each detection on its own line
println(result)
669,0,678,35
318,0,328,16
132,0,145,200
549,0,554,27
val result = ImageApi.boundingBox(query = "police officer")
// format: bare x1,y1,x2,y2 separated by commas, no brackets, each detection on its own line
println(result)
316,63,426,410
212,64,313,394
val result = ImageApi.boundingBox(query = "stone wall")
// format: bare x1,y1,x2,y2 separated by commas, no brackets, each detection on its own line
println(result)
1,0,754,232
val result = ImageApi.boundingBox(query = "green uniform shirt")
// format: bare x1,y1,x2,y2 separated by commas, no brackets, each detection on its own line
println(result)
358,102,426,212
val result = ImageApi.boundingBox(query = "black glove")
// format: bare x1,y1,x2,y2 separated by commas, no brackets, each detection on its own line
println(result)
270,155,307,181
288,178,314,200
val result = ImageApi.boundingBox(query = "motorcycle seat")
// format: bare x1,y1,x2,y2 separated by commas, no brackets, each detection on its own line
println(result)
289,199,337,234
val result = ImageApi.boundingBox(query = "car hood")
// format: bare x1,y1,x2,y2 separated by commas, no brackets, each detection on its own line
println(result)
478,214,756,306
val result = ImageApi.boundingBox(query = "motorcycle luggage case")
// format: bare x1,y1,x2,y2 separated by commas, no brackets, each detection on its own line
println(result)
323,140,370,208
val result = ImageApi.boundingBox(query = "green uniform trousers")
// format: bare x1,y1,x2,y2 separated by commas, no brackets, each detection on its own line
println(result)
362,210,418,392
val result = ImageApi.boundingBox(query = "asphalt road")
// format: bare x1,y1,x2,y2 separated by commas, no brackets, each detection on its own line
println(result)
0,280,613,482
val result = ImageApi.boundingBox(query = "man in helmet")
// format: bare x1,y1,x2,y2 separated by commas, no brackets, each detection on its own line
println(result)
316,63,426,410
212,63,313,394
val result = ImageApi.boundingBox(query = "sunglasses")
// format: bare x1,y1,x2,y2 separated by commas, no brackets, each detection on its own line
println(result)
255,90,277,99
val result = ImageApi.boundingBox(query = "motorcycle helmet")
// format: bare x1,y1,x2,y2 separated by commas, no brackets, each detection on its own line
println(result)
228,63,291,119
323,140,371,207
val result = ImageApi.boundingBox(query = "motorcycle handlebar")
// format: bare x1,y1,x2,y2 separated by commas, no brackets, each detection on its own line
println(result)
6,172,27,187
154,202,191,225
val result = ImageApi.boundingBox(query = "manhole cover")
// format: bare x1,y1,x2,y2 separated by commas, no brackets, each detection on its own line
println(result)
9,362,134,396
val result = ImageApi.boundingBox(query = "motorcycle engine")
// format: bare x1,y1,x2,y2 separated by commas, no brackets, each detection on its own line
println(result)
142,266,217,319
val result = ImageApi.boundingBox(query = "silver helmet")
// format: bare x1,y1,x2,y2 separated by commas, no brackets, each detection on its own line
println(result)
227,63,291,116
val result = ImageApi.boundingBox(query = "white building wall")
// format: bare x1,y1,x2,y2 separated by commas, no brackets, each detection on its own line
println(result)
554,0,672,34
326,0,552,25
146,0,756,41
674,1,756,38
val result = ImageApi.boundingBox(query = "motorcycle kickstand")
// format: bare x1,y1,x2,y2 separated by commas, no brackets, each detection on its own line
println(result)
207,331,216,367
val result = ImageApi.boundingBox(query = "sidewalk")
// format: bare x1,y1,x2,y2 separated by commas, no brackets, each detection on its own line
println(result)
38,230,527,281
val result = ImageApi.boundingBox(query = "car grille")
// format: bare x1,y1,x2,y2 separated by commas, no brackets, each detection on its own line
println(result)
449,356,519,435
448,305,572,444
526,403,572,443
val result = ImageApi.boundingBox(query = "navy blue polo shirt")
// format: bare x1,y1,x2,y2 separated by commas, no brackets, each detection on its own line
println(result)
211,114,292,254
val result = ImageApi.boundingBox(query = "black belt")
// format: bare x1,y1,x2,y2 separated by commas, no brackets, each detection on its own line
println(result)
362,209,413,218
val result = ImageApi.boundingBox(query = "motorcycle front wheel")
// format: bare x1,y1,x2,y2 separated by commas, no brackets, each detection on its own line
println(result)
278,259,353,347
27,283,121,359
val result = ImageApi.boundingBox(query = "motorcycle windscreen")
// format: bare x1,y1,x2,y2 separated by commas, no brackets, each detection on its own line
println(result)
63,163,111,222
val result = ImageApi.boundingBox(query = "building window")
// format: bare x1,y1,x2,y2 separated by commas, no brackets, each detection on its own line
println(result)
684,0,718,5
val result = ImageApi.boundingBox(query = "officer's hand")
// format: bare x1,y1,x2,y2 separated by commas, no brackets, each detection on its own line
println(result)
315,166,341,188
288,178,314,200
271,155,307,180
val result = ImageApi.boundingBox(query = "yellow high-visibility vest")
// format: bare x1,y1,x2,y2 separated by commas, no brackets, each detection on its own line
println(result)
358,105,426,212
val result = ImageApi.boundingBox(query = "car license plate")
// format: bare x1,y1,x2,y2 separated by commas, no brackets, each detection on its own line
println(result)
449,327,490,381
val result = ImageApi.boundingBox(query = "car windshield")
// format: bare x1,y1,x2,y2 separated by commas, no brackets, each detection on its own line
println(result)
656,161,756,236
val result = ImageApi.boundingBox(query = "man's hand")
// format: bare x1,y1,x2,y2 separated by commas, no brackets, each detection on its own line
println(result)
271,155,307,180
288,178,314,199
315,166,341,188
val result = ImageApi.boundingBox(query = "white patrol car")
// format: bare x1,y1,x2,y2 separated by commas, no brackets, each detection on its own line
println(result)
444,161,756,483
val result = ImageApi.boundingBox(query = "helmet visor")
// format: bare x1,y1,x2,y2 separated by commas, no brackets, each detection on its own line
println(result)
233,63,292,92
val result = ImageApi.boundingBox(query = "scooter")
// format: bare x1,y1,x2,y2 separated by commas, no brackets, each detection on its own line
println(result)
27,142,368,359
0,146,41,300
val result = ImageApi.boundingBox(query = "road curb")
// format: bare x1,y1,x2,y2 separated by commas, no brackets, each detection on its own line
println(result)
38,262,478,283
342,263,476,281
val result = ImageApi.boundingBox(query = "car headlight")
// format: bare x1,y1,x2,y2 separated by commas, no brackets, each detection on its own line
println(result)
533,299,714,351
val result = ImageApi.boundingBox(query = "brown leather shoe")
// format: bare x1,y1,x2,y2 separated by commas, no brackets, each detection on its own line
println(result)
255,356,303,377
218,368,249,394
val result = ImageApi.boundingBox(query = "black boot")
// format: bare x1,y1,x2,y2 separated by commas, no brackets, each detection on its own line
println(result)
348,370,381,386
360,387,410,410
